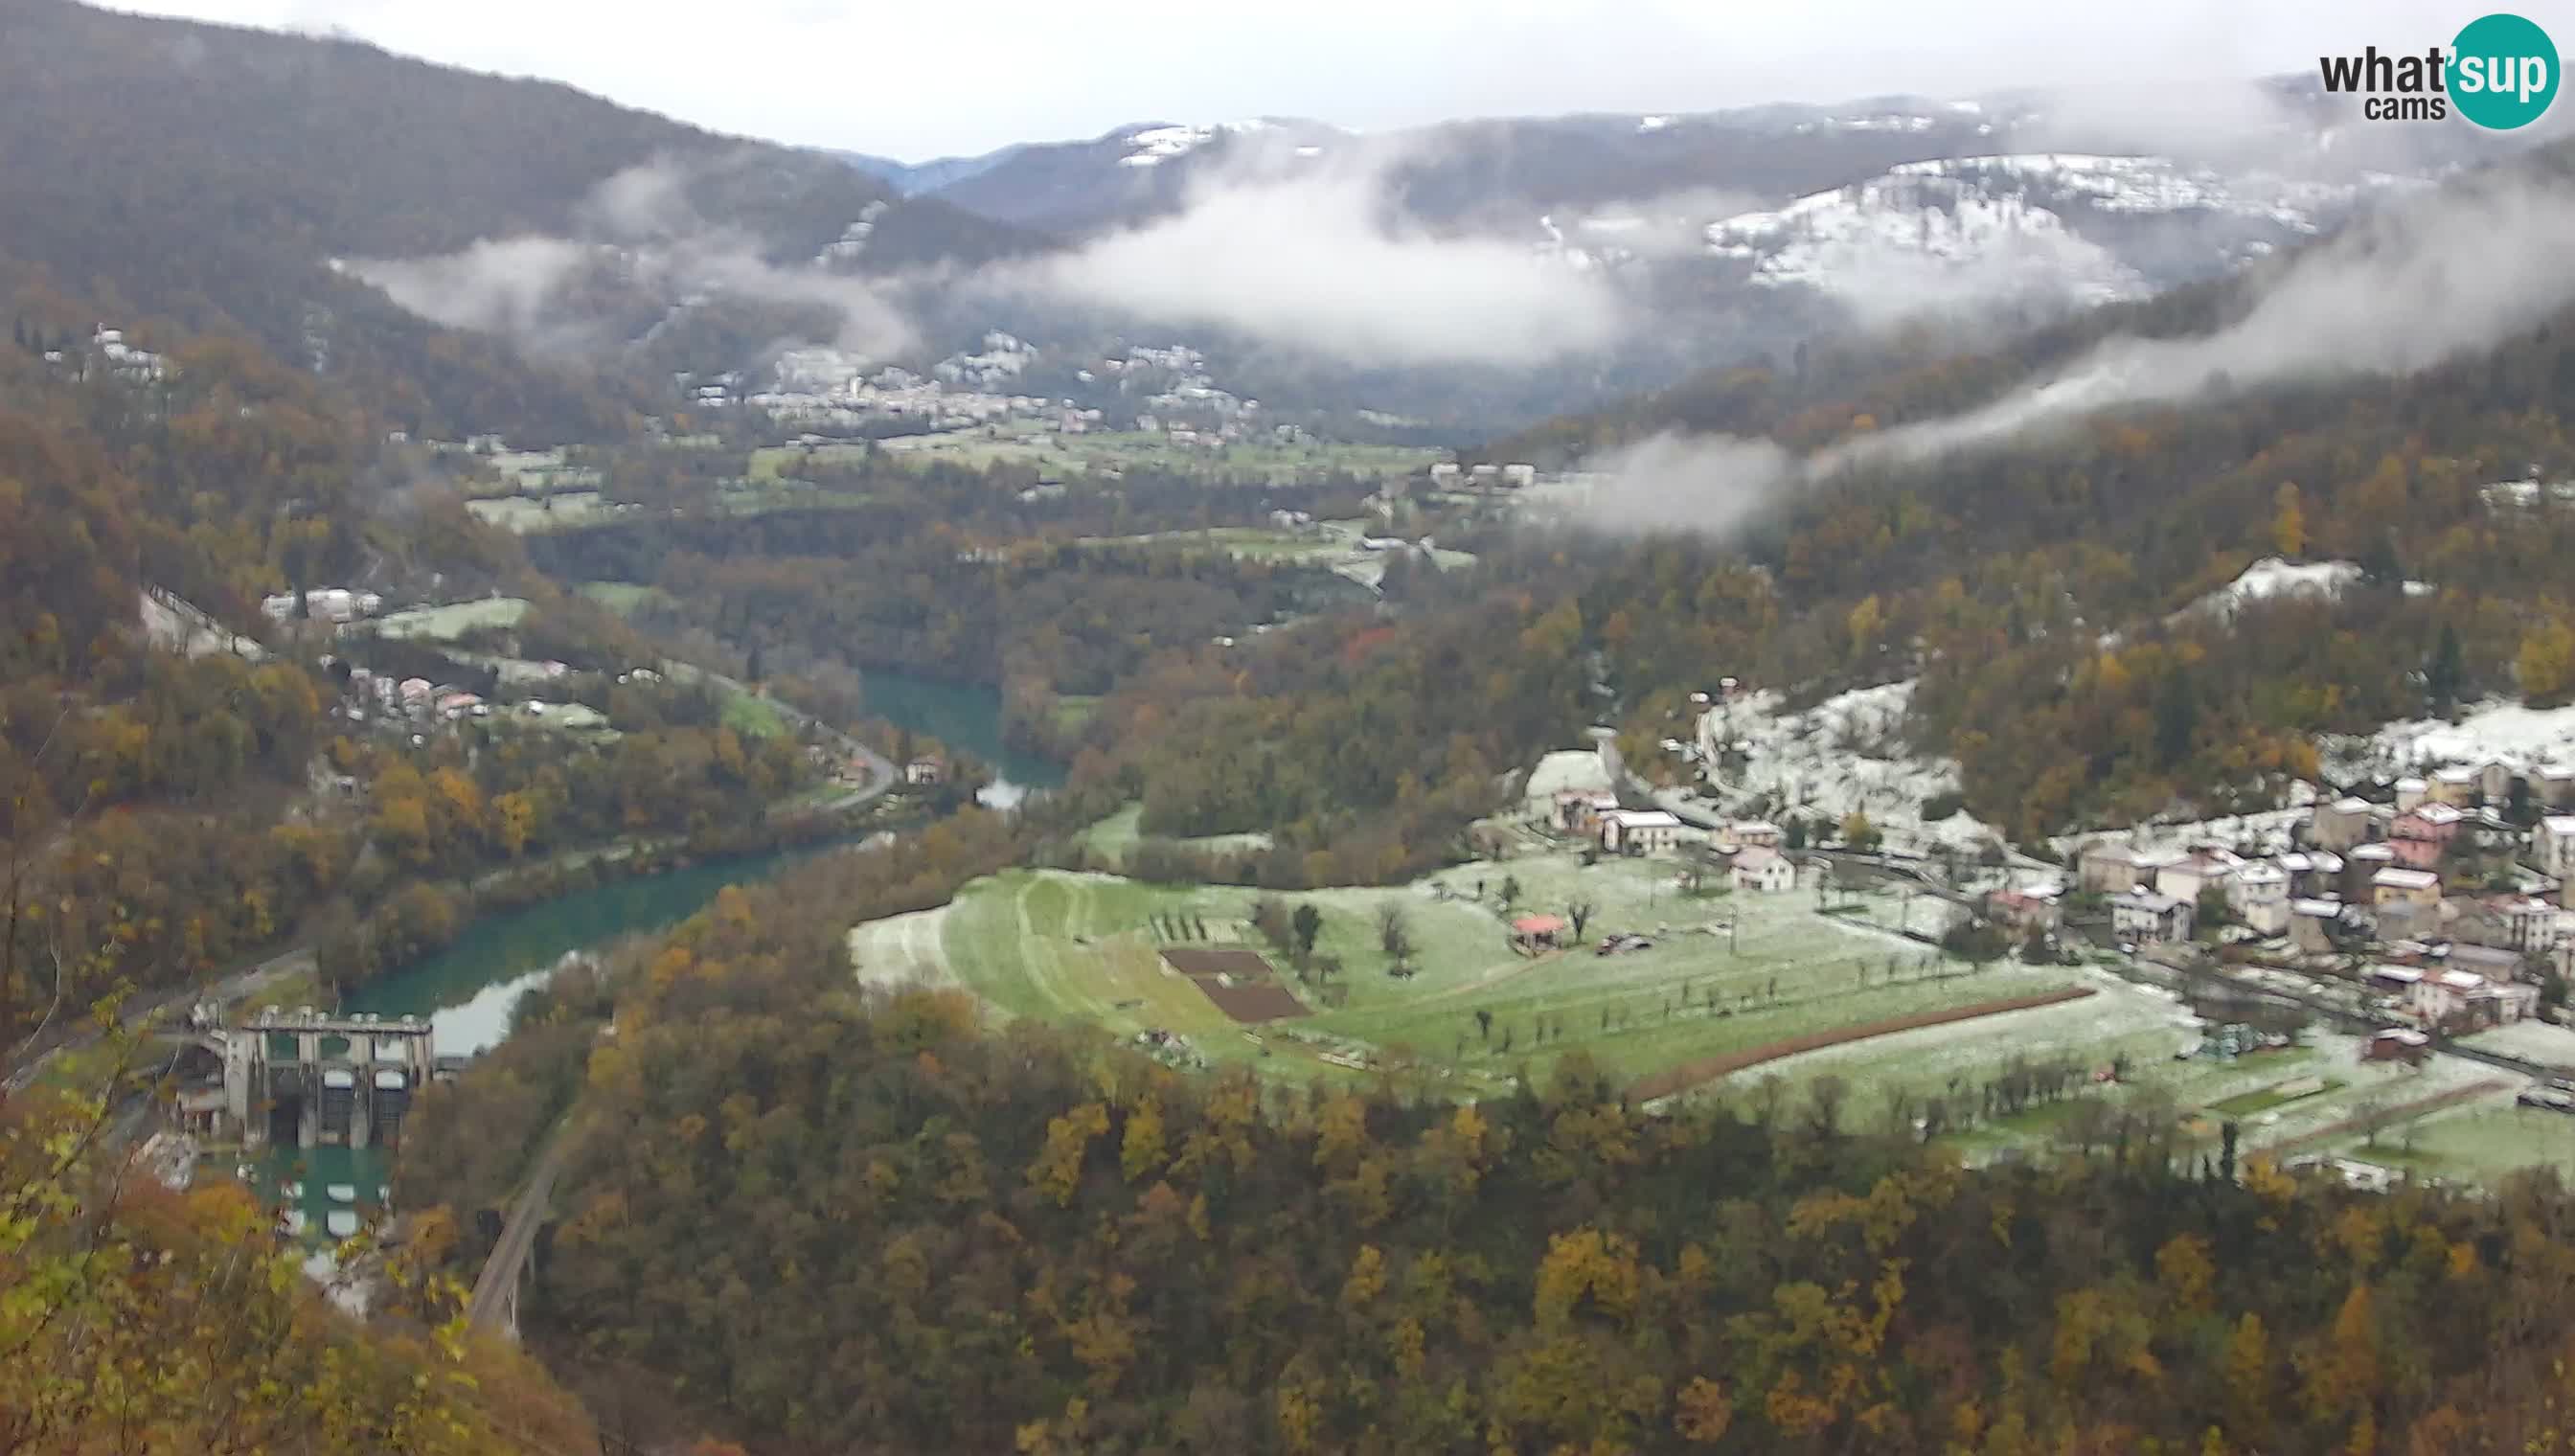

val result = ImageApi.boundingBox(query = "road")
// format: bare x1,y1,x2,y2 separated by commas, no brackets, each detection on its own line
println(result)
4,944,315,1095
465,1118,576,1338
660,658,899,811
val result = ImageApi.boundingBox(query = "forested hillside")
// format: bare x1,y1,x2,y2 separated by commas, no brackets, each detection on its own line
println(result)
400,836,2575,1455
1426,143,2575,838
1,1036,595,1452
0,0,1033,440
0,281,832,1048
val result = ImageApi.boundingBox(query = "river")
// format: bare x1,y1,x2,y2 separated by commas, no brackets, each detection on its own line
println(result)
858,669,1066,808
262,670,1050,1235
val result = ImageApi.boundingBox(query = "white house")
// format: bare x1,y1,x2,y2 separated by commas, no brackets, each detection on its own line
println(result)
2227,861,2291,936
2412,968,2539,1029
2154,848,2243,906
1731,846,1796,893
2495,895,2572,955
1724,820,1785,851
1551,789,1619,833
2533,815,2575,879
2110,890,2194,944
1600,808,1683,855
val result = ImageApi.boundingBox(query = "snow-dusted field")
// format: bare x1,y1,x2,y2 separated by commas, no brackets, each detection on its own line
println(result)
2322,699,2575,782
1696,681,2004,853
2459,1018,2575,1071
2196,556,2362,612
846,905,957,991
368,596,530,641
1725,967,2195,1097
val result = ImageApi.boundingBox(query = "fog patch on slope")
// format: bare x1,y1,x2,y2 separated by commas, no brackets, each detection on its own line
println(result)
1575,432,1797,538
1568,175,2575,538
1836,179,2575,469
1006,155,1629,367
347,157,917,360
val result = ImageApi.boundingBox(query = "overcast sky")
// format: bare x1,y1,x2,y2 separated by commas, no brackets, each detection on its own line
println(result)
107,0,2575,159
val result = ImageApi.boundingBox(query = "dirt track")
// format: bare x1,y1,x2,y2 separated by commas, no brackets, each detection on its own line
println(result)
1629,986,2099,1102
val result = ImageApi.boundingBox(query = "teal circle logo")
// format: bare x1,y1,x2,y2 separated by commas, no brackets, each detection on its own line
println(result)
2450,12,2559,129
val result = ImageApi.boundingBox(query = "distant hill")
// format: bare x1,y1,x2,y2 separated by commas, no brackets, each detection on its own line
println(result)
0,0,1037,439
873,86,2541,240
830,145,1031,197
906,119,1350,233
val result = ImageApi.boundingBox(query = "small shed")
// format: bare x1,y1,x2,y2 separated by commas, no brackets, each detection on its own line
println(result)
1511,914,1569,950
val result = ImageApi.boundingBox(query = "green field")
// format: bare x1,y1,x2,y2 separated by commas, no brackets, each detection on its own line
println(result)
368,597,530,642
463,491,617,533
2338,1102,2575,1185
2209,1077,2345,1118
1076,524,1478,585
578,581,671,616
721,692,788,739
1077,804,1273,867
848,848,2101,1103
847,840,2575,1183
869,428,1434,483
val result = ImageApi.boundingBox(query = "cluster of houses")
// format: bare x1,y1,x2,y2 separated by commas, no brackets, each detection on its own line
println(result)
1427,461,1540,490
260,586,386,626
2074,761,2575,1035
1545,788,1800,893
334,662,619,742
24,324,169,383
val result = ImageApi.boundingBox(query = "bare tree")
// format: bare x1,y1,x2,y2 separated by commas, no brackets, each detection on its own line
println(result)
1567,898,1598,939
1806,1075,1850,1139
1376,904,1413,964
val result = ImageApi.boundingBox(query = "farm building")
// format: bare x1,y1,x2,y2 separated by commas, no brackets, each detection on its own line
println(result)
1551,788,1619,833
2364,1027,2431,1063
1599,808,1683,855
1511,914,1569,950
1731,846,1796,894
1985,888,2061,933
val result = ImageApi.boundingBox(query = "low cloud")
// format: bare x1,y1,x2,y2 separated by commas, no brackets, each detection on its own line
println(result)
1571,173,2575,538
1573,431,1796,537
348,158,918,361
1834,177,2575,469
1004,156,1630,367
350,236,600,338
2008,77,2306,165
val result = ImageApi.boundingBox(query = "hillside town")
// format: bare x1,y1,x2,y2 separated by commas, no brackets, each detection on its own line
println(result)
1550,676,2575,1052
